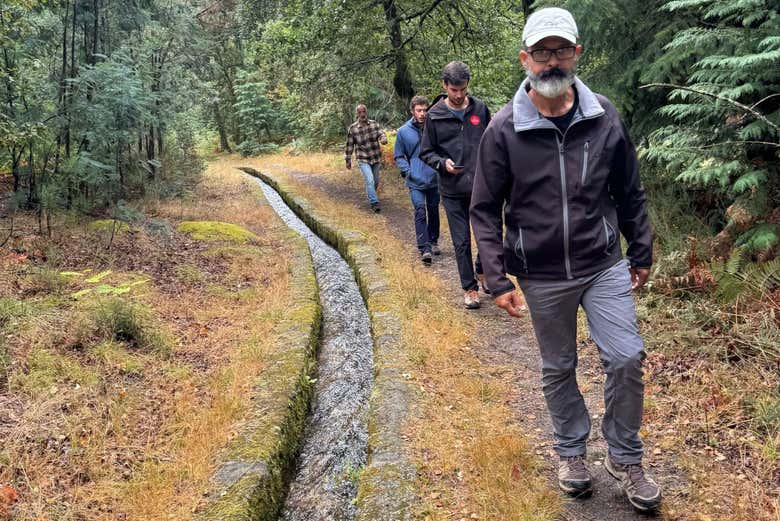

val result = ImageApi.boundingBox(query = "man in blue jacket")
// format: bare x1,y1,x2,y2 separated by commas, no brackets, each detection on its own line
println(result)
394,95,441,265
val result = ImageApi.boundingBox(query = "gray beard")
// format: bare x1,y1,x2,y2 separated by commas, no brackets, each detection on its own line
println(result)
526,69,576,98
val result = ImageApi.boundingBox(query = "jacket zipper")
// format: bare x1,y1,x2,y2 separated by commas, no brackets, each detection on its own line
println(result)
602,216,610,255
514,226,527,272
555,134,573,279
581,141,590,184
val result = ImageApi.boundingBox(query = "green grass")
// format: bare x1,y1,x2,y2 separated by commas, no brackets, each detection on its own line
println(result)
10,348,100,397
91,340,144,374
0,296,31,327
71,297,172,355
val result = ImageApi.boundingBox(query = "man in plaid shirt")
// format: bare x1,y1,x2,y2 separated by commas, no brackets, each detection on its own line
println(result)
345,104,388,212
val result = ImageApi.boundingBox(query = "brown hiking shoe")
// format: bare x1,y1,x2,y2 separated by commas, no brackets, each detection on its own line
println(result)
464,289,480,309
558,455,593,497
605,456,661,512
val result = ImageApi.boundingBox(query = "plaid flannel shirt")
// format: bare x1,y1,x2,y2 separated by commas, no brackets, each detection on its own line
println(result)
345,119,387,165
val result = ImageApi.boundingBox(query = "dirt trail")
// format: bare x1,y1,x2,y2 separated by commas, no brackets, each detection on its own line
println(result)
275,165,663,520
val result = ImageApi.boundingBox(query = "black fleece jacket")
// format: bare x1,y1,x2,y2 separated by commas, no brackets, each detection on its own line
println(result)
419,94,491,197
471,78,653,296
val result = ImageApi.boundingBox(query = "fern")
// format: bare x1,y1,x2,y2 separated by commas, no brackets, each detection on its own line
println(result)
644,0,780,255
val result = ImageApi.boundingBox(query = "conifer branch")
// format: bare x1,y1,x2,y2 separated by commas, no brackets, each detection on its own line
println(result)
641,83,779,133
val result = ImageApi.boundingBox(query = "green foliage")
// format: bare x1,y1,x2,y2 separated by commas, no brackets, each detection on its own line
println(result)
711,247,780,303
641,0,779,253
0,0,206,220
233,70,291,155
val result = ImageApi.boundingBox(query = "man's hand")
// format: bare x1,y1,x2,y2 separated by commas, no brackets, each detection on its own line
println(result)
630,267,650,291
346,160,352,170
494,290,527,318
444,158,462,174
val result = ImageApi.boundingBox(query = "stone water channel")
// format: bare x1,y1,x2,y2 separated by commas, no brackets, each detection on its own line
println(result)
252,176,374,520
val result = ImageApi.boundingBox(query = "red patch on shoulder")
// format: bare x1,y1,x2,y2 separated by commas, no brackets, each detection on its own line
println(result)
469,114,481,126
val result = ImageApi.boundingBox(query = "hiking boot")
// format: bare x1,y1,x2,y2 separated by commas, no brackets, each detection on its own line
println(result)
371,202,381,213
605,456,661,512
558,455,593,497
431,242,441,255
464,289,480,309
421,251,433,265
476,273,491,294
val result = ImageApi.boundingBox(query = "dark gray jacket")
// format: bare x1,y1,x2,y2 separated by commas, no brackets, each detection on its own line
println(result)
471,77,653,296
420,94,491,197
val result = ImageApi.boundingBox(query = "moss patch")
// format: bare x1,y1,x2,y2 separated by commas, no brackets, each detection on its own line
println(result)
178,221,259,244
88,219,130,235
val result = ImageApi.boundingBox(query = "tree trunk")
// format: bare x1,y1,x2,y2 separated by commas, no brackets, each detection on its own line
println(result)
383,0,414,103
214,103,232,152
522,0,531,19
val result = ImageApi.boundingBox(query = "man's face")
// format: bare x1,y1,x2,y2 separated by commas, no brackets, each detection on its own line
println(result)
519,36,581,98
411,104,428,124
356,106,368,122
442,81,468,108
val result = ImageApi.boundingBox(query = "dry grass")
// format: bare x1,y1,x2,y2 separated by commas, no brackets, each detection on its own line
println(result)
237,152,563,520
0,159,304,520
636,294,780,521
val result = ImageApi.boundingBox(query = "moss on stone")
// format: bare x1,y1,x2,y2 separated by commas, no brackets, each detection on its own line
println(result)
178,221,259,244
199,229,321,521
88,219,130,234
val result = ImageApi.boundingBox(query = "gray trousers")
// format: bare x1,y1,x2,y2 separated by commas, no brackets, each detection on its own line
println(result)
518,259,645,465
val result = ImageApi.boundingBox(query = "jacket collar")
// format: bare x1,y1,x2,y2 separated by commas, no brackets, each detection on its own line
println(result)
428,94,478,120
512,76,604,133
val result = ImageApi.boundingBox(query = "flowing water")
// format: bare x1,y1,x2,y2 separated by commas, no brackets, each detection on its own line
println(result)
252,176,373,521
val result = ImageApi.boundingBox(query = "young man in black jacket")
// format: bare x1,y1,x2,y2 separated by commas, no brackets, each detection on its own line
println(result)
420,61,491,309
471,7,661,513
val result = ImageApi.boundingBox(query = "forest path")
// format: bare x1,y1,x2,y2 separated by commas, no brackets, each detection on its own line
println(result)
270,164,658,521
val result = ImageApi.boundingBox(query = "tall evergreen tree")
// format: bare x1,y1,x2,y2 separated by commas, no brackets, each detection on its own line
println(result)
641,0,779,255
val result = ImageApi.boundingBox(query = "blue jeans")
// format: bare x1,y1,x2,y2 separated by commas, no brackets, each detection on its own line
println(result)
358,162,381,205
409,187,440,253
518,259,646,464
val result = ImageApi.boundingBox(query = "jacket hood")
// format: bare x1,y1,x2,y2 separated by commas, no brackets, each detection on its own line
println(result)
428,94,480,120
512,76,604,133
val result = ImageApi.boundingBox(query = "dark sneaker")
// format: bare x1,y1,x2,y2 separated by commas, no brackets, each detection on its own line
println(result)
371,202,381,213
605,457,661,512
476,274,491,294
558,456,593,497
431,242,441,255
464,289,480,309
421,251,433,265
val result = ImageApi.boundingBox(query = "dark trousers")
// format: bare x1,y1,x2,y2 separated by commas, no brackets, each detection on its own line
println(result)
441,194,483,291
409,187,440,254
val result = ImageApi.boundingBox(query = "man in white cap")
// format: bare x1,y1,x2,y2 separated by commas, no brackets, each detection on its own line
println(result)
471,6,662,513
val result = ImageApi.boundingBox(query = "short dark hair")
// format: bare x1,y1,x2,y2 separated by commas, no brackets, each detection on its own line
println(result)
409,95,429,111
442,61,471,86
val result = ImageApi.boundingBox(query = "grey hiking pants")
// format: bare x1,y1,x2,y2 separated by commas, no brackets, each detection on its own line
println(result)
518,259,645,465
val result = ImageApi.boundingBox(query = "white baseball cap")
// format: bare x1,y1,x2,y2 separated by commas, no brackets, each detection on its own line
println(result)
522,7,578,47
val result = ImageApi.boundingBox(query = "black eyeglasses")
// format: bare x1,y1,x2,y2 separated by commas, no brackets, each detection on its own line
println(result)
528,46,576,63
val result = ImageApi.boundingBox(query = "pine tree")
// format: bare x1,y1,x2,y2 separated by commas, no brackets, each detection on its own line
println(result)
641,0,780,256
